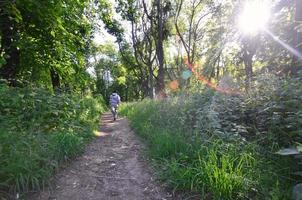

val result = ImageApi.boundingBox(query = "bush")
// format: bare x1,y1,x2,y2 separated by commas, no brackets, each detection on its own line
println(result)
0,84,106,197
120,74,300,199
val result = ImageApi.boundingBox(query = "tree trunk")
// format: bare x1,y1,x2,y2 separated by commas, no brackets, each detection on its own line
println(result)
0,8,20,85
290,0,302,75
50,68,60,91
242,38,256,91
141,77,149,98
148,63,154,98
243,50,253,91
155,0,165,96
296,0,302,21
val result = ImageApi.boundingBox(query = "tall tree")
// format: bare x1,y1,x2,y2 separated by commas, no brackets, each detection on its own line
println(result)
0,0,93,91
155,0,165,95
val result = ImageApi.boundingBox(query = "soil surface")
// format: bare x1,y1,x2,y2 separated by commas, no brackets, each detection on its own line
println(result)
27,113,176,200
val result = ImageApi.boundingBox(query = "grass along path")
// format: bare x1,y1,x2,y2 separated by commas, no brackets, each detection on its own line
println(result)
26,113,174,200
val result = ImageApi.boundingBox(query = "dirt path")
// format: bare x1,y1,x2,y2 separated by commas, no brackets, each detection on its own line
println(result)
28,113,173,200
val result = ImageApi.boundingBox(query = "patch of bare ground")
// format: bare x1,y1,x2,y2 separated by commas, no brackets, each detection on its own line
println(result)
25,113,198,200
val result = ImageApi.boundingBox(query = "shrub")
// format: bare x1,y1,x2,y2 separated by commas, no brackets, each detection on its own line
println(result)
120,74,299,199
0,84,106,197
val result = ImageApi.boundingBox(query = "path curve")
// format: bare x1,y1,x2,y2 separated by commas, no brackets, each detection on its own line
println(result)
28,113,173,200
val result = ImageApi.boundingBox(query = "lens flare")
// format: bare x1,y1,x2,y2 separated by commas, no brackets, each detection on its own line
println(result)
265,29,302,60
182,70,192,80
168,80,179,91
184,59,240,95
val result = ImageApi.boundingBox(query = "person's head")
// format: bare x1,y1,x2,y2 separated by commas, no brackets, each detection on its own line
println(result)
113,90,117,94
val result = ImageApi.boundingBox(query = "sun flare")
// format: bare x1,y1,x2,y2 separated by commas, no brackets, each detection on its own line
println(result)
238,0,271,34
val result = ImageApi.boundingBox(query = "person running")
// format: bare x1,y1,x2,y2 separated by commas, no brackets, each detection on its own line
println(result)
109,90,121,121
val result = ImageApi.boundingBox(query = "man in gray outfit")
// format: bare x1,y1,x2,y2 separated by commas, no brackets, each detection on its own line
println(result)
109,90,121,121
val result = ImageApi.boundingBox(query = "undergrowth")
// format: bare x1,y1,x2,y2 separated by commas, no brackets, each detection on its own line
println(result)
120,74,301,199
0,84,106,198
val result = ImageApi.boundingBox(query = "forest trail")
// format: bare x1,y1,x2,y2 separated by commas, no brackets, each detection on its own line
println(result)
28,113,173,200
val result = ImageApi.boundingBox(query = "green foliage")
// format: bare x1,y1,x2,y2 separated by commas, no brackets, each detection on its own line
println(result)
120,74,300,199
97,0,124,42
0,83,106,195
0,0,93,90
120,102,255,199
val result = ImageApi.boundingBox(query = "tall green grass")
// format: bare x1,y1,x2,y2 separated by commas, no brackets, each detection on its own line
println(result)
0,84,106,198
120,85,297,199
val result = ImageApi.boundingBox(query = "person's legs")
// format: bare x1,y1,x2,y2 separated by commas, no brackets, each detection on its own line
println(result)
111,106,116,120
114,105,118,119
